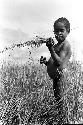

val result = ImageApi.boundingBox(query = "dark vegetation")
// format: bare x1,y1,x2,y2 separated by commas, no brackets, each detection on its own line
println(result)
0,38,83,124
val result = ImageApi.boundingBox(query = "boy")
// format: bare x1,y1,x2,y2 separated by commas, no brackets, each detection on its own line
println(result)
40,17,72,123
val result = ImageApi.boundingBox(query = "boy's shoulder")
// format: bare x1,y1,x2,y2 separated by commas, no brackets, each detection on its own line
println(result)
64,40,71,50
52,40,71,53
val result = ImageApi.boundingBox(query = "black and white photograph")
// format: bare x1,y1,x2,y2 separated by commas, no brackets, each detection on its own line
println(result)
0,0,83,124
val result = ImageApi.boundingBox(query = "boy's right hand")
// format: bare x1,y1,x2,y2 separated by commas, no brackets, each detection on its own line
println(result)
46,37,54,49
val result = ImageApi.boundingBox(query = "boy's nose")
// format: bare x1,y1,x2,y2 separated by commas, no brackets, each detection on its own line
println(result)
58,31,62,35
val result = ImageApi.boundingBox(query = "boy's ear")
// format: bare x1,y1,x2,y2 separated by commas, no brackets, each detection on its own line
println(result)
67,28,70,33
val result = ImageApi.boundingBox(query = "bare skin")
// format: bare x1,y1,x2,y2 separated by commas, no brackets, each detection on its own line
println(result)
40,22,72,79
47,39,71,79
40,20,72,123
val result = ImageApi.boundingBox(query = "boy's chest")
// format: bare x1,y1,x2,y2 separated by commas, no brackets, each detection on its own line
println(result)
48,42,65,66
48,42,66,64
53,43,64,56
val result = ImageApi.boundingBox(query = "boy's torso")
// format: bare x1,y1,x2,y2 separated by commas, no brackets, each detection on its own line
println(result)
47,40,71,79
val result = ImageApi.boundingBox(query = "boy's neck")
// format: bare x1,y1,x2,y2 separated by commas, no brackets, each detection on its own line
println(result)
57,40,65,46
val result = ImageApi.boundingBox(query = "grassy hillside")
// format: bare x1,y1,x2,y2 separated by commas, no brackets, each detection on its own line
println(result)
0,59,83,124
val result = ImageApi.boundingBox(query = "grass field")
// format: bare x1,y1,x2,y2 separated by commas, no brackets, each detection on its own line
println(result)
0,59,83,124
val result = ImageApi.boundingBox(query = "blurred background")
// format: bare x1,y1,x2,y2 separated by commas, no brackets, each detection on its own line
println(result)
0,0,83,65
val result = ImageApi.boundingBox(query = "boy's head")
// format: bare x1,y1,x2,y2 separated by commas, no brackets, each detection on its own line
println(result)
53,17,70,43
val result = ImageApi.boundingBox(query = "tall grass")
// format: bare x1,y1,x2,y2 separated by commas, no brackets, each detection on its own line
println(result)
0,59,83,124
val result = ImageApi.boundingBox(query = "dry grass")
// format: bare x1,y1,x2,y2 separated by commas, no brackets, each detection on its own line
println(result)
0,59,83,125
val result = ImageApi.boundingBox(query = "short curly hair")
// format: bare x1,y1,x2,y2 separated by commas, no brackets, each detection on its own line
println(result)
54,17,70,33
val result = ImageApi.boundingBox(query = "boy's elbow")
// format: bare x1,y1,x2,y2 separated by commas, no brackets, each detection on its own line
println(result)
54,59,62,67
59,59,63,66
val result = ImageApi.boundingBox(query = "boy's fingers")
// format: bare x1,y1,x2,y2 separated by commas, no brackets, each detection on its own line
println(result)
40,58,44,63
43,57,46,60
40,60,43,64
41,56,43,58
40,56,47,64
46,37,54,48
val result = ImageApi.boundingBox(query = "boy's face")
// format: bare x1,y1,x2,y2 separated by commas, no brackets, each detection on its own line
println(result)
54,22,68,43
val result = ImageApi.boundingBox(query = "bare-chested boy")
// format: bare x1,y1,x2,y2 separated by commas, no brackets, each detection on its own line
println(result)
40,17,72,123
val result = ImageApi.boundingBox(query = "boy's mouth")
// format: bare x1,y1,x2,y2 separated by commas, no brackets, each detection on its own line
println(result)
58,35,63,38
55,35,65,42
57,35,64,39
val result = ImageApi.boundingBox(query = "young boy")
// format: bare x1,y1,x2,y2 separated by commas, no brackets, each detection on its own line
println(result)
40,17,72,123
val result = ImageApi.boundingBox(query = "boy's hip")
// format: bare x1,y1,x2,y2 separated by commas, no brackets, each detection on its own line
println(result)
47,67,62,80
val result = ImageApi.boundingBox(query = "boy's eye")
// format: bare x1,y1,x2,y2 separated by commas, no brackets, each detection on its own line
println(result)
60,29,64,32
55,29,59,32
58,29,64,32
55,29,64,33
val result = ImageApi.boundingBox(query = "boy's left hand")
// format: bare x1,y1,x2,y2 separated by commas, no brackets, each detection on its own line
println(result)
40,56,46,64
46,37,54,49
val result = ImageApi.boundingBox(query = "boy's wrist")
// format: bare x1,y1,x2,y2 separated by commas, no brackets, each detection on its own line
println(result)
45,61,48,66
48,46,53,52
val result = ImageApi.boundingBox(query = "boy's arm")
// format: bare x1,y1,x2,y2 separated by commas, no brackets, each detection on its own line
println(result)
49,47,62,65
46,38,62,65
60,44,72,64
